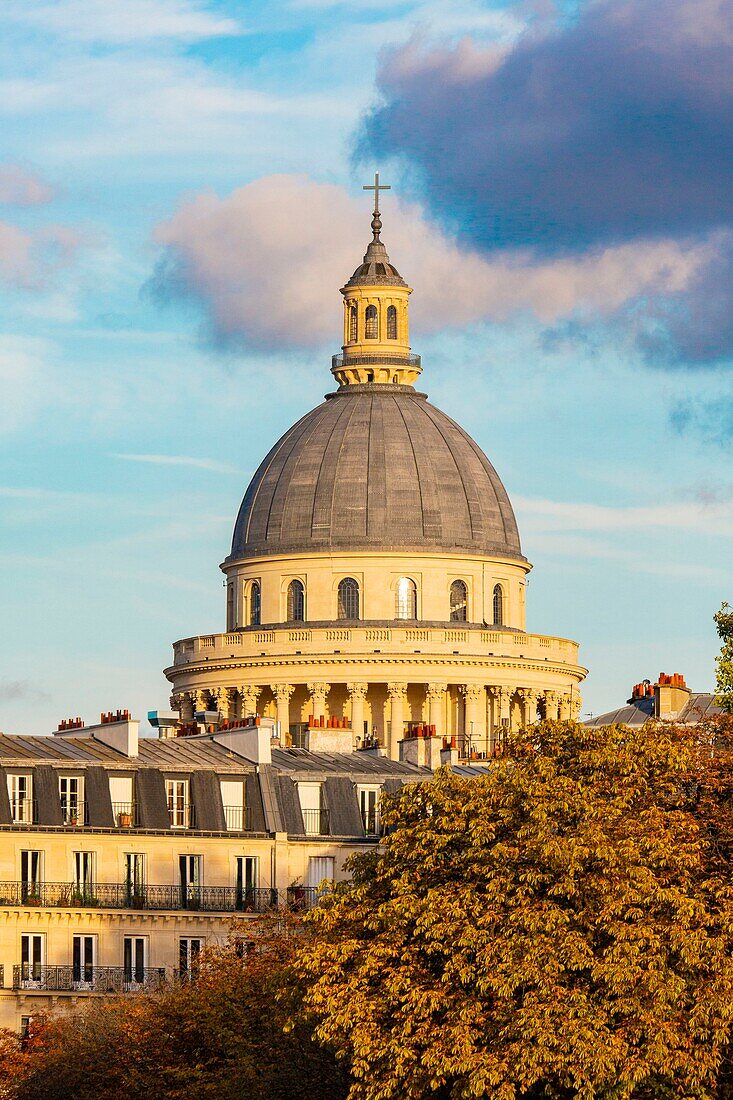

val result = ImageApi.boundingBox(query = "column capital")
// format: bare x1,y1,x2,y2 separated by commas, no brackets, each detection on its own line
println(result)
307,682,329,702
387,682,408,700
425,682,448,699
516,687,538,702
347,682,368,700
272,683,294,701
544,689,558,703
570,695,582,719
491,686,514,702
461,684,485,702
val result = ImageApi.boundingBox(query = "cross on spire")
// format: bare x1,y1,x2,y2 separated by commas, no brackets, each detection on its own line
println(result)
363,171,391,240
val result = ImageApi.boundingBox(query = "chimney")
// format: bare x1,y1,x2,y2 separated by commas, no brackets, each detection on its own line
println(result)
654,673,691,719
90,715,139,758
213,717,275,764
399,735,443,770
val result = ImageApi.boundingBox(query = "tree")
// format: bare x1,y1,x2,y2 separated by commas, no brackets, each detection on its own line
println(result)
297,721,733,1100
0,919,347,1100
714,603,733,714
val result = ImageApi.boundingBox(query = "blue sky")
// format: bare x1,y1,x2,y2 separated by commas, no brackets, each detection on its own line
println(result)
1,0,731,735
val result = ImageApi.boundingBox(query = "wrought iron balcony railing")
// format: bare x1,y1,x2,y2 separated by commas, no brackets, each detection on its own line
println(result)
0,882,282,913
9,798,37,825
111,802,139,828
331,352,422,370
222,805,254,831
286,886,320,911
13,964,167,993
60,801,88,826
299,808,331,836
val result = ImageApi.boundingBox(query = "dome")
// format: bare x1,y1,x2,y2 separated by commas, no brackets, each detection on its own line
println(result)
228,384,524,562
343,238,407,288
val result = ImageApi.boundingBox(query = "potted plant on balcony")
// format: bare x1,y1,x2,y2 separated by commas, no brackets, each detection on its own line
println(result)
118,810,132,828
25,891,41,907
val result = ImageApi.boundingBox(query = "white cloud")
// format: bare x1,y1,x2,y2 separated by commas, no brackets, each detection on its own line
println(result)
152,174,709,350
0,335,53,433
516,495,733,539
112,453,242,474
8,0,241,44
0,165,54,206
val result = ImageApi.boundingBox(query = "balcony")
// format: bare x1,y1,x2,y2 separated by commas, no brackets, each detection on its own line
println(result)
9,798,37,825
286,886,319,911
60,801,88,827
223,805,254,831
0,882,282,914
299,808,330,836
112,802,139,828
170,626,582,672
331,352,422,370
13,964,166,993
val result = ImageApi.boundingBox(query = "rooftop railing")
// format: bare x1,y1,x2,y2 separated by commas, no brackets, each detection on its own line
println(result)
13,964,167,993
331,353,422,370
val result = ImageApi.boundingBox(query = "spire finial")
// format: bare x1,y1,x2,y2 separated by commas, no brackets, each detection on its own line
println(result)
363,171,391,240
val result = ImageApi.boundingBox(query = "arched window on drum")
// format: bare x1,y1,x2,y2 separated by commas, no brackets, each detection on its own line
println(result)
337,577,360,620
492,584,504,627
450,580,467,622
287,579,305,622
249,581,261,627
395,577,417,620
386,305,397,340
365,304,378,340
348,303,358,342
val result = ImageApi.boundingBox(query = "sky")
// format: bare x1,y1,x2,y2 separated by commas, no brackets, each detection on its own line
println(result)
1,0,731,735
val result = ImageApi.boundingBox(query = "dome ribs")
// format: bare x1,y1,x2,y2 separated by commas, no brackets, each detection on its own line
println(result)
310,395,362,543
228,389,524,561
395,396,443,542
330,394,371,541
381,397,423,541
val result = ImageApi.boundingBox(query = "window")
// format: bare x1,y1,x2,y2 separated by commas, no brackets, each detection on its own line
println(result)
125,853,145,903
123,937,146,987
73,935,96,986
59,776,85,825
493,584,504,626
250,581,261,626
20,934,44,986
450,580,468,622
395,577,417,620
236,856,259,910
348,303,358,342
297,782,324,836
166,779,190,828
365,304,378,340
226,580,234,629
179,854,202,909
73,852,94,899
8,774,33,824
358,786,380,835
20,851,42,902
307,856,334,892
179,938,202,978
287,579,305,622
337,577,360,620
386,305,397,340
110,775,134,826
221,779,245,831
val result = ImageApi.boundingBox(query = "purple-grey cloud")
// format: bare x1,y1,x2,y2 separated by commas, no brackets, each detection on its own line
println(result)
361,0,733,253
0,165,54,206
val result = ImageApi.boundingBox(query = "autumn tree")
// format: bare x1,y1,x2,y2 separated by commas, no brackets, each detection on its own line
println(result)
298,721,733,1100
714,603,733,714
1,919,347,1100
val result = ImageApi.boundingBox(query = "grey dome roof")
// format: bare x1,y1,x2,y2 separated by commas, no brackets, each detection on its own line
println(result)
229,385,524,562
343,238,407,288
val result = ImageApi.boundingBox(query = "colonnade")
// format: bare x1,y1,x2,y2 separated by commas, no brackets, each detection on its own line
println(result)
171,682,582,760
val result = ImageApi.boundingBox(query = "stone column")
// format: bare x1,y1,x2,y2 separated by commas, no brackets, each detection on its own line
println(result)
570,695,582,721
307,682,329,723
543,690,560,721
517,688,538,727
211,687,230,718
461,685,485,749
272,684,294,741
490,687,513,750
239,685,261,720
425,683,447,733
192,689,208,716
387,683,408,760
559,693,572,720
347,683,368,741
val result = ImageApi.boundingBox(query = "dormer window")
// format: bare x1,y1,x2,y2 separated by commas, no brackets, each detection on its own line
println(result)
387,305,397,340
365,305,378,340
